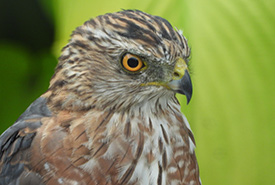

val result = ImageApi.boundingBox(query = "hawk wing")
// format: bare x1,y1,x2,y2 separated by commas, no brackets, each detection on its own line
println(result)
0,97,51,185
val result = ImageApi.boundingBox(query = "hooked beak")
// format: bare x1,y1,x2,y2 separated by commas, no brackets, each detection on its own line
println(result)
168,58,193,104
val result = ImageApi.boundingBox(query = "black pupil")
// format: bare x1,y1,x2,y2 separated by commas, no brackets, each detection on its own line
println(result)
127,57,139,68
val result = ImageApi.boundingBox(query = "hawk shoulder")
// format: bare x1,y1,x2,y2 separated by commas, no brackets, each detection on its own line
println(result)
0,97,51,185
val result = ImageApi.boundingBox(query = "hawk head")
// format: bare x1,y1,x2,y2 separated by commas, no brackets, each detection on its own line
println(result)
48,10,192,112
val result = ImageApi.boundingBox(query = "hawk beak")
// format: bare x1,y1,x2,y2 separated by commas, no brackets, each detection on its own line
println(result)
168,58,193,104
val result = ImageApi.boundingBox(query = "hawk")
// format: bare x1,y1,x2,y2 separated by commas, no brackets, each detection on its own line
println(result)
0,10,201,185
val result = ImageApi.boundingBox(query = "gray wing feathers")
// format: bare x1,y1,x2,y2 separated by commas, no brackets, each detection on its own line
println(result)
0,97,51,185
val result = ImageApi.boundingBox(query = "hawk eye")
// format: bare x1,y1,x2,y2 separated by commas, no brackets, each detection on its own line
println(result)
121,53,144,72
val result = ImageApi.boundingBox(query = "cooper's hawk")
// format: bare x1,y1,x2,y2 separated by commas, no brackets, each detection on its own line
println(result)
0,10,201,185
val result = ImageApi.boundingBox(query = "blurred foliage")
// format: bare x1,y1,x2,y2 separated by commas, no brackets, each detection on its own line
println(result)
0,0,274,185
184,1,275,185
0,0,56,129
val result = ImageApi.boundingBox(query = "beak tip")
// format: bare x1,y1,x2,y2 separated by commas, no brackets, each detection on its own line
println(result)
181,70,193,105
186,93,192,105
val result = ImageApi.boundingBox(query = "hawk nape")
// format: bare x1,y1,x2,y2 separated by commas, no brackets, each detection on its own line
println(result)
0,10,201,185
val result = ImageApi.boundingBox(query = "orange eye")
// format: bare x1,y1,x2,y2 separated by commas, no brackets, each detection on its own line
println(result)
121,53,144,72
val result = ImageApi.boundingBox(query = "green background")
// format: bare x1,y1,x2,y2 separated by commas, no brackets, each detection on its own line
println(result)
0,0,274,184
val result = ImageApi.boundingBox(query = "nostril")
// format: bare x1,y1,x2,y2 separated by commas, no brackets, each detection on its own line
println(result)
174,72,180,78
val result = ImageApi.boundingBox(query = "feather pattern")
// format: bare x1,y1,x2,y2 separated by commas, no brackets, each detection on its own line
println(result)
0,10,200,185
